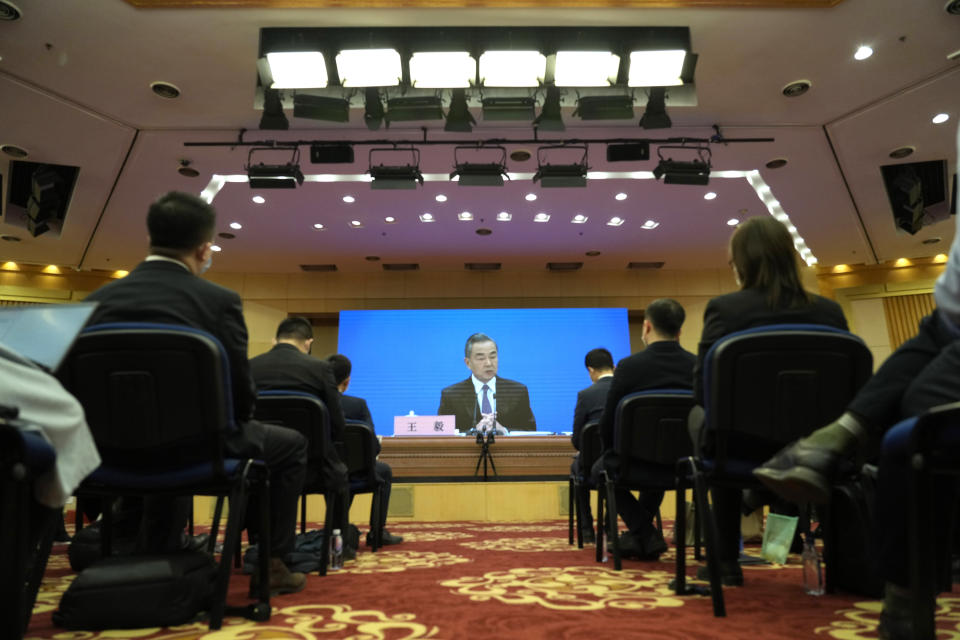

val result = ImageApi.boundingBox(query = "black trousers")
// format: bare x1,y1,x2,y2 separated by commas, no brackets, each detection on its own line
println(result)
570,455,594,534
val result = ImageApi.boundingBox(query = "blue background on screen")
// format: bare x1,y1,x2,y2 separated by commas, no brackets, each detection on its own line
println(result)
336,308,631,435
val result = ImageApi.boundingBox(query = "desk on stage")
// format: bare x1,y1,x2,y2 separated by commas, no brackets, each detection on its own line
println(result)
379,435,576,481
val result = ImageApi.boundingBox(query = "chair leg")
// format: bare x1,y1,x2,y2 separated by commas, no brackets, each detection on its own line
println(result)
692,467,726,617
74,497,84,532
656,507,663,535
369,488,382,552
568,477,575,546
300,492,307,535
318,491,335,576
209,488,244,630
675,473,688,596
188,500,194,537
596,485,605,563
910,464,937,640
605,476,622,571
21,506,57,635
209,495,224,555
100,497,115,558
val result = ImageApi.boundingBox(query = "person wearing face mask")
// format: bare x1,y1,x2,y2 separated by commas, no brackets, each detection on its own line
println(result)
85,191,309,596
592,298,696,559
686,215,848,587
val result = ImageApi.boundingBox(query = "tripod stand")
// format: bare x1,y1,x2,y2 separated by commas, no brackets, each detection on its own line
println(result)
473,430,498,481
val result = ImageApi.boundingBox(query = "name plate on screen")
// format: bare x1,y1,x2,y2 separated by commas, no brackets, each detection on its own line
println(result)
393,415,457,436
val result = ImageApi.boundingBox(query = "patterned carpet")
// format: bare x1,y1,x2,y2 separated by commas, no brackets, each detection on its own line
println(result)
24,519,960,639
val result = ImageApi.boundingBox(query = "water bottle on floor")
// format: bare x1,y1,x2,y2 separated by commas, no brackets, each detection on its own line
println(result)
801,535,824,595
330,528,344,570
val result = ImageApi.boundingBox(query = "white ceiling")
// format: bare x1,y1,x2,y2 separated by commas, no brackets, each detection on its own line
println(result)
0,0,957,273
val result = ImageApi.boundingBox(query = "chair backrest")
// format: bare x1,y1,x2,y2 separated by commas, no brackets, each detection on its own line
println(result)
579,421,603,471
343,420,379,484
909,401,960,472
703,324,873,466
254,391,331,465
614,390,696,465
58,323,235,471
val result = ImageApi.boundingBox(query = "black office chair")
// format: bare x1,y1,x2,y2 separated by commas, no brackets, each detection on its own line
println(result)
343,419,385,552
904,401,960,639
674,324,872,617
568,421,602,547
0,412,58,640
594,390,695,570
254,390,348,574
60,323,273,629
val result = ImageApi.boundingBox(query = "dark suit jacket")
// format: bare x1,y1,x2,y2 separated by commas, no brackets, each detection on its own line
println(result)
598,341,697,451
84,259,265,455
572,376,613,451
693,288,849,404
438,377,536,432
340,393,381,455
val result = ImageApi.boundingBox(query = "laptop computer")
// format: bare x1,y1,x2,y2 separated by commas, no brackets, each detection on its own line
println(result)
0,302,98,372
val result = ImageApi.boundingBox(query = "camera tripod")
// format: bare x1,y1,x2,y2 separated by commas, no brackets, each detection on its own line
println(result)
473,430,498,481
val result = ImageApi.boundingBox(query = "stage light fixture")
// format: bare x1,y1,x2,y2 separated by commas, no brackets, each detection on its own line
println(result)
263,51,328,89
336,49,401,87
481,97,536,121
259,88,289,130
410,51,476,88
479,51,545,87
533,85,564,131
364,88,385,131
445,89,476,132
533,144,588,188
553,51,620,87
628,50,687,87
246,147,304,189
639,87,671,129
573,95,634,120
449,146,508,186
293,94,350,122
653,145,711,185
386,96,444,123
368,147,424,190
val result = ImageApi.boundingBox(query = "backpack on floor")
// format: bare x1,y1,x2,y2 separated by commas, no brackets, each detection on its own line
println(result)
822,464,884,598
53,552,215,630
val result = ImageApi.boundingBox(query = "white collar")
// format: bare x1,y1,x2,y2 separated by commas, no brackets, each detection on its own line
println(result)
471,375,497,394
145,254,191,272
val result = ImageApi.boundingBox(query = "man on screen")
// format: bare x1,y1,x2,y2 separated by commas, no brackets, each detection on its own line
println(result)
438,333,536,433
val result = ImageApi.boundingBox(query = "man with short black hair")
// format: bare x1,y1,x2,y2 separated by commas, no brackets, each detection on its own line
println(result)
85,191,308,596
570,347,615,543
594,298,696,559
327,353,403,546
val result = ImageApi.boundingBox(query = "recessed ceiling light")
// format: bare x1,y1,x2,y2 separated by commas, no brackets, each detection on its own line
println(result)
218,232,236,239
0,144,28,158
572,214,588,224
704,192,717,200
252,195,265,204
435,194,448,202
419,213,435,222
765,158,788,169
525,193,537,202
476,228,492,236
150,81,181,99
922,237,941,245
313,223,325,230
384,216,396,223
727,218,740,226
934,253,948,263
210,245,222,252
585,250,601,257
854,45,873,60
641,219,660,230
615,192,628,201
42,265,60,274
458,211,473,221
782,80,811,97
365,255,381,262
607,216,625,227
889,146,915,159
932,113,950,124
342,195,356,203
497,211,512,221
229,222,242,230
349,220,363,228
534,212,550,222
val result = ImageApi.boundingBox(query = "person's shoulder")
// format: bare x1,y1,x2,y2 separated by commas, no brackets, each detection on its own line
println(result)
497,376,528,390
708,288,760,311
440,378,471,393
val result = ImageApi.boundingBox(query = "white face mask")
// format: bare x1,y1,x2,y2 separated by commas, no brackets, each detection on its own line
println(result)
199,254,213,274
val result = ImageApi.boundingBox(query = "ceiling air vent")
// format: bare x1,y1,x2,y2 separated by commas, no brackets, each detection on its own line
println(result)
299,264,338,272
382,263,419,271
627,261,666,269
465,262,501,271
546,262,583,271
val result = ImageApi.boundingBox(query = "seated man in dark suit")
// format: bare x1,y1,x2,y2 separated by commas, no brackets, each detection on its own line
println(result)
593,298,696,559
84,191,308,596
327,354,403,546
571,348,615,544
437,333,536,433
248,317,350,546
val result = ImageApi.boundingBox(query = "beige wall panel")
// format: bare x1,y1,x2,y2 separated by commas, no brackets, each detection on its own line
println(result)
312,323,339,358
326,274,365,299
675,269,722,297
848,298,888,346
519,272,565,297
364,272,407,299
404,271,452,298
481,271,525,297
868,346,892,370
634,270,678,296
287,273,327,300
597,271,640,297
205,272,245,293
243,299,289,357
242,274,288,299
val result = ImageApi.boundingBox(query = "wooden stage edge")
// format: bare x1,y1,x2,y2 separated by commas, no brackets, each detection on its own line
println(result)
379,435,576,481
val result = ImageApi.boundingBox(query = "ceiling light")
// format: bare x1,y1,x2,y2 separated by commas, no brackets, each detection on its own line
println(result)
727,218,739,226
573,95,634,120
259,88,288,130
554,51,620,87
42,265,60,274
342,195,355,203
534,212,550,222
410,51,476,88
210,245,222,252
895,258,911,267
336,49,401,87
349,220,363,228
854,45,873,61
533,84,564,131
639,87,671,129
533,144,588,187
313,223,325,229
932,113,950,124
386,96,444,123
449,146,508,186
229,222,242,230
641,220,660,229
419,213,435,222
246,147,303,189
113,270,129,278
704,192,717,200
525,193,537,201
458,211,473,221
479,51,546,87
615,192,628,201
252,195,265,204
934,253,948,263
384,216,396,223
368,147,424,190
481,97,536,121
1,261,18,270
264,52,328,89
436,194,448,202
445,88,476,132
628,50,686,87
572,214,588,224
653,145,711,185
497,211,512,221
607,216,625,226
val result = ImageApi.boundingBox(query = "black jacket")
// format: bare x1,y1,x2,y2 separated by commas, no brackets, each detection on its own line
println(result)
438,377,536,432
572,376,613,450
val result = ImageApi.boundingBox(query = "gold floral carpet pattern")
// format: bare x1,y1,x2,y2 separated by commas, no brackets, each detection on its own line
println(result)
24,519,960,639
